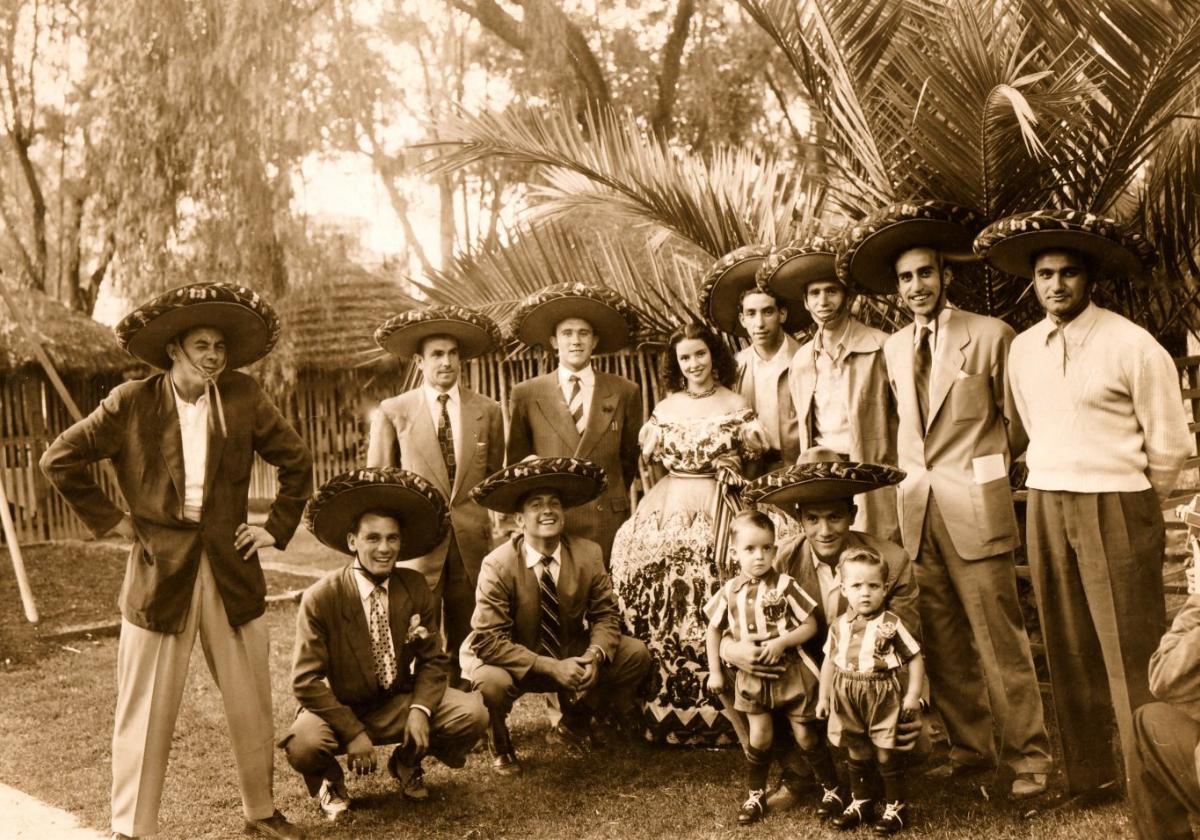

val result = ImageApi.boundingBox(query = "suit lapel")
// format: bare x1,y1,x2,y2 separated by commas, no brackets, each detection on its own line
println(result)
556,538,580,624
387,573,412,660
155,375,187,510
927,311,968,427
412,390,452,498
201,376,228,501
734,348,754,405
533,375,582,451
339,567,379,693
454,390,483,500
576,375,616,457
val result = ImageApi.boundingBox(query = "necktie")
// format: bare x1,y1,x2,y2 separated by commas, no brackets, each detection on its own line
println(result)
537,555,563,658
368,586,397,689
914,326,932,432
437,393,456,486
567,375,585,434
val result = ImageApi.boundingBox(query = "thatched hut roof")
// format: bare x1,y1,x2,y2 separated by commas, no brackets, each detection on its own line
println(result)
0,288,132,376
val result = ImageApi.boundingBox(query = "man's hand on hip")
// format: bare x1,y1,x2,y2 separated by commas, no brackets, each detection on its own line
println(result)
235,523,276,560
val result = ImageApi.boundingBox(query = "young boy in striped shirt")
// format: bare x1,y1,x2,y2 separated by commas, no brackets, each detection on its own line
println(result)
705,510,836,825
816,546,924,834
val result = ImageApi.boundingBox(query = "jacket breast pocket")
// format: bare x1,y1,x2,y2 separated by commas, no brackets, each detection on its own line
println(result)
950,373,989,424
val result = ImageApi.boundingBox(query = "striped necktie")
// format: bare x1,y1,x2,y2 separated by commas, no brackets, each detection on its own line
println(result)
368,586,397,689
567,375,585,434
538,555,563,658
914,326,932,432
437,393,456,486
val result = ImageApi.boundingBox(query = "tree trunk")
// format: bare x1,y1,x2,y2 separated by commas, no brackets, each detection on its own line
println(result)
651,0,695,140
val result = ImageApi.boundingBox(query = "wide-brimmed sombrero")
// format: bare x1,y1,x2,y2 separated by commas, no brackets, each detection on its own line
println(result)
470,457,607,515
115,282,280,369
306,468,450,558
757,235,842,300
744,447,905,508
836,201,985,295
698,245,809,336
512,282,639,354
974,209,1157,280
375,305,502,360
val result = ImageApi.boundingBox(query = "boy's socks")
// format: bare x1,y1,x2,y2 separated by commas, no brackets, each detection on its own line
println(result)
746,746,771,793
799,743,841,790
846,757,874,801
879,756,907,804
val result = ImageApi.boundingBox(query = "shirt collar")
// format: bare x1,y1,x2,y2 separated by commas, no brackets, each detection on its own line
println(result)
912,306,951,348
816,318,850,359
172,384,209,411
1045,301,1100,350
424,382,461,407
730,570,779,591
557,365,594,388
524,541,563,569
353,568,389,601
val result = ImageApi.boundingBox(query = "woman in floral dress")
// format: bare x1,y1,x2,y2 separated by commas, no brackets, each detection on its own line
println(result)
610,322,796,745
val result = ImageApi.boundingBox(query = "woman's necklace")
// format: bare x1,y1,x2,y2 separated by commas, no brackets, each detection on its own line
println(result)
685,383,717,399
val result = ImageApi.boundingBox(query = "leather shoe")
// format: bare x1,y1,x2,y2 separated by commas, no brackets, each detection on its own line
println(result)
491,749,522,775
488,714,522,775
316,778,349,822
245,810,306,839
387,750,429,801
831,797,873,830
924,761,993,780
547,721,593,755
1011,772,1048,798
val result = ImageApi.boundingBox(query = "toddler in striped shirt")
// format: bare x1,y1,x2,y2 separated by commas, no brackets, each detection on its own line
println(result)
816,546,924,835
705,510,836,826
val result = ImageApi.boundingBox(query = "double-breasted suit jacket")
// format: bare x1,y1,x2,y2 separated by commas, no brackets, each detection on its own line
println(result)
40,370,313,632
505,372,641,563
883,309,1027,560
289,565,449,745
790,318,899,540
735,335,803,469
366,387,505,588
468,534,621,680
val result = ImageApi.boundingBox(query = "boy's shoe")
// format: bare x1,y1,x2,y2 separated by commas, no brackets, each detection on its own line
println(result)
1011,772,1047,798
387,752,429,801
316,778,350,821
245,810,306,839
831,797,873,830
737,788,768,826
816,785,845,819
874,800,907,835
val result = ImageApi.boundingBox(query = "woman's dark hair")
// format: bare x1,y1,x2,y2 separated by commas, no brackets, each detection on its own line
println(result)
658,321,737,394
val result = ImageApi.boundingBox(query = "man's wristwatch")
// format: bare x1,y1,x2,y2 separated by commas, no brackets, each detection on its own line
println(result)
586,645,606,664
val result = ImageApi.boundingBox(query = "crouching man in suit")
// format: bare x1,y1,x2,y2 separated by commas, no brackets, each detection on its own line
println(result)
463,457,652,775
281,468,488,823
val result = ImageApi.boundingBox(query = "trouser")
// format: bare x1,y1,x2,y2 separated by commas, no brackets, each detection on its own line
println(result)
1026,488,1166,793
111,552,275,837
472,635,651,725
281,687,488,797
432,535,474,685
916,495,1052,775
1131,702,1200,840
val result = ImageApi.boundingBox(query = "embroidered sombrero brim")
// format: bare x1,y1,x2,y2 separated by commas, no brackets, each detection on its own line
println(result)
116,282,280,369
757,236,841,300
974,209,1157,280
744,461,906,508
470,457,607,515
513,283,639,354
699,245,809,336
375,305,501,359
305,468,450,558
836,201,985,295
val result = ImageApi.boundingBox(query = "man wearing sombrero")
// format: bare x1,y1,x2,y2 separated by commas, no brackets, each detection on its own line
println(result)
463,457,651,775
506,282,643,564
701,245,807,473
366,305,505,686
840,201,1052,796
40,283,313,839
977,210,1191,802
723,448,919,823
759,235,898,541
282,468,488,822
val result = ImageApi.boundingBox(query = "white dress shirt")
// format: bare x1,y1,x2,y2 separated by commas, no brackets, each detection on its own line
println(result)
523,541,562,584
812,322,852,454
423,382,463,463
749,342,792,450
557,364,595,428
172,387,209,522
811,552,842,627
352,571,431,716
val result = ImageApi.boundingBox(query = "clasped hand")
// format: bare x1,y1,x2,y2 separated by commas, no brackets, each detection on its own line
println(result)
548,653,599,692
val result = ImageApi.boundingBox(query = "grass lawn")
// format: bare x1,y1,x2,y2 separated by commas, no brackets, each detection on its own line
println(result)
0,537,1138,839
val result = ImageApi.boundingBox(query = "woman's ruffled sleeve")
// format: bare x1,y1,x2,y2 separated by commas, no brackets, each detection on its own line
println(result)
639,415,663,461
737,410,768,461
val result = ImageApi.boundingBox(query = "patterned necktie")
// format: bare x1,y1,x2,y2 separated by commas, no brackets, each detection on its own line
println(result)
914,325,932,433
437,393,456,486
567,375,585,434
537,555,563,658
368,586,397,689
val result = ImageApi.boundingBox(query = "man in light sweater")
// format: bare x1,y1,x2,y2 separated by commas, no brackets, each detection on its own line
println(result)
977,209,1193,798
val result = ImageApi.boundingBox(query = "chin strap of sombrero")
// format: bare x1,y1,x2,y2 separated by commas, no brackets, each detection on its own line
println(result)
176,347,228,437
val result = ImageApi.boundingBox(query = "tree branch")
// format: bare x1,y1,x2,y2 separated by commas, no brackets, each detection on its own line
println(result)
651,0,695,140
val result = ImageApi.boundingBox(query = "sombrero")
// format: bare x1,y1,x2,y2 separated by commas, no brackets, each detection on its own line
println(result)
470,457,607,515
512,282,639,355
116,282,280,369
305,467,450,558
974,209,1157,280
698,245,809,336
744,447,905,508
757,235,842,302
375,305,502,360
836,201,985,295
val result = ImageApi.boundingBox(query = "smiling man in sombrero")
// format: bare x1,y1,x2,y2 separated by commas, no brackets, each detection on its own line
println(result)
759,234,898,541
701,244,808,473
281,468,488,823
366,305,505,688
977,210,1191,805
40,282,313,840
840,200,1053,796
463,457,651,775
506,282,643,565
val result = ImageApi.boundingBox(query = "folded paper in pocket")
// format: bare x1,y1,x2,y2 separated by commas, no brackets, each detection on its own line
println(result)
972,453,1007,485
